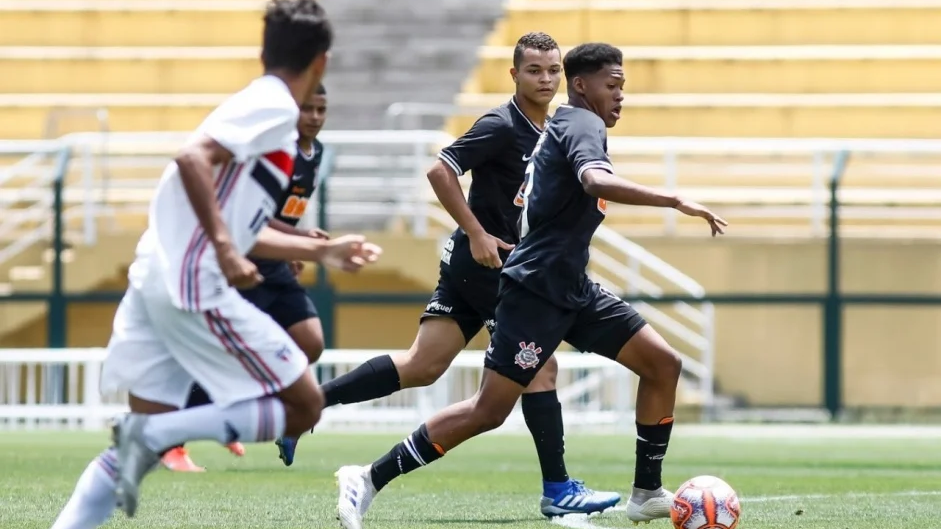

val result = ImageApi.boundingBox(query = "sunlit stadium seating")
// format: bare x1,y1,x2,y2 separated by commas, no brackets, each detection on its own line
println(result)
444,0,941,237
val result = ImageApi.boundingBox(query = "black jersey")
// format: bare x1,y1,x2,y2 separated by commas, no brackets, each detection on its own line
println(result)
252,138,324,285
502,105,615,310
438,97,545,248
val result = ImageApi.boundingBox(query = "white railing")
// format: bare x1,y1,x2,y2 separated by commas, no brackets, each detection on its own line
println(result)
419,206,716,407
505,0,941,10
0,130,455,268
0,348,639,433
589,225,714,406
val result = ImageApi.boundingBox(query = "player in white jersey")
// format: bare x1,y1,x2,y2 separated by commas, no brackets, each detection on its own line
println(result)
48,2,380,527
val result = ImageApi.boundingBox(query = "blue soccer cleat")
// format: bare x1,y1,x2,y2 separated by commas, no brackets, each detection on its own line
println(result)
275,437,297,467
540,478,622,518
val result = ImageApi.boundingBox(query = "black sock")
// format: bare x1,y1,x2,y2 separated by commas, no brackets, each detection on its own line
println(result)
322,355,401,408
369,424,445,492
521,390,569,483
634,417,674,490
185,384,213,409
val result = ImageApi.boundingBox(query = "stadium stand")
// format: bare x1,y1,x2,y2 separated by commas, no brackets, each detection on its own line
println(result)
437,0,941,237
5,0,941,415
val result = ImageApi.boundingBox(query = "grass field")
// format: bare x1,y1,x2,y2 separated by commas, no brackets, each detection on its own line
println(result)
2,425,940,529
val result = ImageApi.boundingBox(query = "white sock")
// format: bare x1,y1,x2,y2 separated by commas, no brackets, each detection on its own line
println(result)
50,448,118,529
141,397,285,453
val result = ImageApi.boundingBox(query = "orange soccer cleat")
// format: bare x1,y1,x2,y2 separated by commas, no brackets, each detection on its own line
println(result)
225,442,246,457
161,447,206,473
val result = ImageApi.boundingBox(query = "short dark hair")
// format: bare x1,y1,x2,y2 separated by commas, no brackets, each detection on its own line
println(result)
513,32,560,69
563,43,622,83
261,0,333,74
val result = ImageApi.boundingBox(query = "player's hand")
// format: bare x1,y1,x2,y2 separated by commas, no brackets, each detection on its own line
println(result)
216,243,263,288
469,232,515,269
675,199,728,237
290,261,305,276
321,234,384,272
308,228,330,240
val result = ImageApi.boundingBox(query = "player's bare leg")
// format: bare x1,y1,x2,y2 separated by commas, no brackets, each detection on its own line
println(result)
614,324,683,524
336,368,520,529
288,317,326,364
275,317,326,465
322,317,464,407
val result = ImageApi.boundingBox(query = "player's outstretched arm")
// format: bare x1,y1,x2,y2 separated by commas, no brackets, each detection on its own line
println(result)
251,227,382,272
268,217,329,239
175,135,262,287
581,168,728,236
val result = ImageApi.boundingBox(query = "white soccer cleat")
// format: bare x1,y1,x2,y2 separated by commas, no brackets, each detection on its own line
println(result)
335,465,378,529
626,486,674,524
111,414,162,518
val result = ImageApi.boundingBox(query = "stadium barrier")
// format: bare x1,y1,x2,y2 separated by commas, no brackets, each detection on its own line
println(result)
0,347,640,433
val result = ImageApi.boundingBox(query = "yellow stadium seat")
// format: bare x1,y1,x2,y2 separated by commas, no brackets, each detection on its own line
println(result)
473,45,941,94
0,8,261,47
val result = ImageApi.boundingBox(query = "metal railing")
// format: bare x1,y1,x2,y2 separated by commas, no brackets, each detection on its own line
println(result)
0,348,638,432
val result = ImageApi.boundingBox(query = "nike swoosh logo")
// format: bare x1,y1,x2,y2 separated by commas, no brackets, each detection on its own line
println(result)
522,154,533,162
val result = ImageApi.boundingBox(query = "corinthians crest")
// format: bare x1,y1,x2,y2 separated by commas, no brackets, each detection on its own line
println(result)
514,341,543,369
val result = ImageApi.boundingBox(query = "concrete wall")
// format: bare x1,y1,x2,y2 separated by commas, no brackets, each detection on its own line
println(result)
318,0,504,130
7,237,941,409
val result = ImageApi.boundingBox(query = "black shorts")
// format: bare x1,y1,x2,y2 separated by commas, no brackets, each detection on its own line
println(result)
420,264,499,344
483,278,648,387
238,280,318,331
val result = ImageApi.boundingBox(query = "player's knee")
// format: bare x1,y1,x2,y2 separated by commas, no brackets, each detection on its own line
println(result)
651,347,682,385
304,335,325,364
412,360,450,387
398,345,450,388
469,400,510,433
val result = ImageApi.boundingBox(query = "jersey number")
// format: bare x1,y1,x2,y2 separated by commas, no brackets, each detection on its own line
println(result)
280,196,309,220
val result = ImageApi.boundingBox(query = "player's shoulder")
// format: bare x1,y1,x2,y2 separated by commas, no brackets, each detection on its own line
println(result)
471,102,515,134
552,105,605,131
214,75,298,123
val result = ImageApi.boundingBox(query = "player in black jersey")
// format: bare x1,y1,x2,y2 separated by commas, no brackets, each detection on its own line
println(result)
331,34,618,526
160,84,330,473
335,43,728,528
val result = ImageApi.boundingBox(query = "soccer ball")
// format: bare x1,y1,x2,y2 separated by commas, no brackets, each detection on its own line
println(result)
670,475,741,529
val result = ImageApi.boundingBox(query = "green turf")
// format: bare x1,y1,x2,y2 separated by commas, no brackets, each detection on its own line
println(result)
2,428,940,528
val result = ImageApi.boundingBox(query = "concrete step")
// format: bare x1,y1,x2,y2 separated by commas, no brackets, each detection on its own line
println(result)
500,2,941,46
475,45,941,94
451,93,941,138
0,49,259,93
0,6,262,47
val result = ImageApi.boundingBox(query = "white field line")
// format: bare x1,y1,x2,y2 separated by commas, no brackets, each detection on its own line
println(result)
552,490,941,529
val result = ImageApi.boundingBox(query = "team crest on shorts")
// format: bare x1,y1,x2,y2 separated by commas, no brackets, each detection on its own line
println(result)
514,342,543,370
275,345,293,362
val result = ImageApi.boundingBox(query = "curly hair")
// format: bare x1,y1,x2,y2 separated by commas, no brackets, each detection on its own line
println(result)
562,42,622,82
513,32,560,69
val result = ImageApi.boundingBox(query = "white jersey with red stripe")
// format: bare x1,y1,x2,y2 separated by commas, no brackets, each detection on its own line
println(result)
129,75,298,312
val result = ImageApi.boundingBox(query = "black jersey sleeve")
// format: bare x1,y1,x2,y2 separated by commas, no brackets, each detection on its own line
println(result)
561,113,615,182
438,113,514,177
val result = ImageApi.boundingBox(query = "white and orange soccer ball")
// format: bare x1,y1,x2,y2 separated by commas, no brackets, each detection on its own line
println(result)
670,475,741,529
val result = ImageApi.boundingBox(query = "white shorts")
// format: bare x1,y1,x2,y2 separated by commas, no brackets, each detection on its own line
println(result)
100,269,309,409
